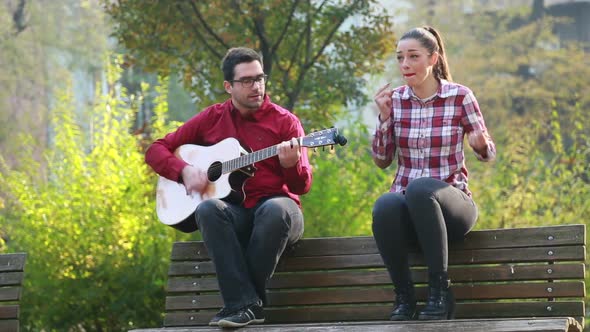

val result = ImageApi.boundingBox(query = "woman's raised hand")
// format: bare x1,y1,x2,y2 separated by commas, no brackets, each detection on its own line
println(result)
374,83,394,122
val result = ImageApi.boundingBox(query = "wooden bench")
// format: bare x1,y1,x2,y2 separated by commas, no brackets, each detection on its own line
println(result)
130,224,586,332
0,252,27,332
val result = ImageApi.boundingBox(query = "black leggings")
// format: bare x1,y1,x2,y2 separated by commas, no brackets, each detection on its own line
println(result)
372,177,478,288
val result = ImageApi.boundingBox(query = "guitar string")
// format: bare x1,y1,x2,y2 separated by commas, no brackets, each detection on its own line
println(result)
204,134,331,176
206,145,279,175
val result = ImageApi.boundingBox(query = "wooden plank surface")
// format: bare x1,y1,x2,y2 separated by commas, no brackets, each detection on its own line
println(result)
169,224,585,261
0,253,27,272
134,317,582,332
168,246,585,276
162,224,586,329
0,287,21,302
166,263,584,292
276,247,584,272
163,301,584,326
165,281,585,310
0,272,25,287
0,319,19,332
0,304,19,319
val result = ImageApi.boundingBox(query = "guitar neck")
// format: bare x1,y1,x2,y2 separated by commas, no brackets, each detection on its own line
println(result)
222,138,301,173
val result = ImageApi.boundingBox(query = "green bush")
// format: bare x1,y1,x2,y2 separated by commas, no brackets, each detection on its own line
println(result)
0,57,177,331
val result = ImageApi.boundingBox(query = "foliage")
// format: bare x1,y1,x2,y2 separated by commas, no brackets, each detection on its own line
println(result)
0,57,176,331
400,1,590,133
102,0,396,129
0,1,588,330
301,119,391,237
0,0,110,168
468,101,590,230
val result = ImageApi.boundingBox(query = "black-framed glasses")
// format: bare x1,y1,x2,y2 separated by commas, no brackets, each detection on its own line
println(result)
230,74,268,88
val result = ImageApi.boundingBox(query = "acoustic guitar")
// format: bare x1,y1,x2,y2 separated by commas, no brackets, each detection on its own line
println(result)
155,127,347,232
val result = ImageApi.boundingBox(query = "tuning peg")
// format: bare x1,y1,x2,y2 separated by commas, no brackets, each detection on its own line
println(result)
335,134,348,146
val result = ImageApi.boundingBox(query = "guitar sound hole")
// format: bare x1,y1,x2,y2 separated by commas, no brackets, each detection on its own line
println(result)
207,161,222,182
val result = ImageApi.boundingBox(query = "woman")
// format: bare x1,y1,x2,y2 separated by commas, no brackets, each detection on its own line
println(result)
371,26,496,321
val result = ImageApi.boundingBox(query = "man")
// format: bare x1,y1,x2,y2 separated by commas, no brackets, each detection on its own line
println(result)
145,47,312,328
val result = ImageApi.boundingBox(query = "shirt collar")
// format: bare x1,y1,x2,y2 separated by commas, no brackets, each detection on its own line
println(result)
401,79,452,100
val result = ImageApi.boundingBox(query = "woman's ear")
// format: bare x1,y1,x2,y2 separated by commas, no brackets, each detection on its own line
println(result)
429,52,439,66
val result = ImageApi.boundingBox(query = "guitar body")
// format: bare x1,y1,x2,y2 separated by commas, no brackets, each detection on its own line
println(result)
154,127,346,232
156,138,254,232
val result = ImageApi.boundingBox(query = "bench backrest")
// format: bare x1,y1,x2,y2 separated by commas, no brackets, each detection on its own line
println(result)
163,224,586,328
0,252,26,332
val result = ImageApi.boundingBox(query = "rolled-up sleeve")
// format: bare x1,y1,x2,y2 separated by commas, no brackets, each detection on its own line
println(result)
372,114,395,164
461,91,496,162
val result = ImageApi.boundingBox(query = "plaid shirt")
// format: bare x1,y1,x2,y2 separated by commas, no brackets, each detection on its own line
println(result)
372,80,496,196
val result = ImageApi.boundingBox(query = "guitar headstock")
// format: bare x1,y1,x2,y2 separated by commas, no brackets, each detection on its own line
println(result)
301,127,347,148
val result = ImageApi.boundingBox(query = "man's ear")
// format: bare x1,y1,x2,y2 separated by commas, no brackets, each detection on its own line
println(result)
224,81,232,94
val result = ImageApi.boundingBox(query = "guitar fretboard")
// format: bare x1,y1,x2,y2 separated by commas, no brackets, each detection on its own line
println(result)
221,145,279,173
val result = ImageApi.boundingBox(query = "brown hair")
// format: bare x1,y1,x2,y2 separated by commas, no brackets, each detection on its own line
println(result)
400,26,452,82
221,47,263,82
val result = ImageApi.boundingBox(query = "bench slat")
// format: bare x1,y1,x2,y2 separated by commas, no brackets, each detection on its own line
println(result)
0,272,25,287
279,247,585,272
168,246,584,276
0,320,19,332
163,301,584,326
0,287,21,302
166,263,584,292
134,317,584,332
168,225,586,261
288,225,586,257
0,304,19,319
0,253,26,273
165,281,584,310
271,263,584,288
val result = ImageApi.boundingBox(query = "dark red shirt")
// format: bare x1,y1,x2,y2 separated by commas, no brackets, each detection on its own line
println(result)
145,95,312,208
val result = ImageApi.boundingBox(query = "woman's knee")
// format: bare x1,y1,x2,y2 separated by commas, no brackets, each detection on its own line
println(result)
372,193,406,230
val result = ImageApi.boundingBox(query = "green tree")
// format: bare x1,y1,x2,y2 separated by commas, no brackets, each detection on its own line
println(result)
0,0,110,168
468,104,590,229
0,57,179,331
103,0,396,128
301,119,391,237
400,1,590,133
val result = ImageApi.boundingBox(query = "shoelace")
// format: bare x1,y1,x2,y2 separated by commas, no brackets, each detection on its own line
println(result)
216,307,233,317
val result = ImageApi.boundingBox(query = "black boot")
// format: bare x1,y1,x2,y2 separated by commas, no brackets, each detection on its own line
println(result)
418,272,455,320
390,282,416,321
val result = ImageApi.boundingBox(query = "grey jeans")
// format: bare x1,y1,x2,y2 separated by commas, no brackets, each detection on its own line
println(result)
195,196,304,310
372,177,478,288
